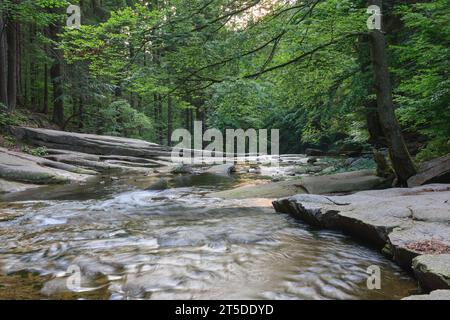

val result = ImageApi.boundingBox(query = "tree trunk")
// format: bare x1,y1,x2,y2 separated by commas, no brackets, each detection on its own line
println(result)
42,63,49,114
0,14,8,107
78,96,84,129
158,95,163,145
185,108,190,132
16,22,22,106
6,19,17,112
365,99,387,148
167,95,173,146
48,14,64,127
367,0,416,185
50,59,64,126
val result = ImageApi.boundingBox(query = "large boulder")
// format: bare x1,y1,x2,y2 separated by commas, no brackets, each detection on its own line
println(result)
408,154,450,187
10,126,172,158
299,170,387,194
209,170,387,199
205,163,235,176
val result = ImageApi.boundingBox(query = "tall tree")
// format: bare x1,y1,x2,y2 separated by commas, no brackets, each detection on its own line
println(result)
367,0,416,185
6,16,17,111
167,95,173,146
0,13,8,107
49,9,64,127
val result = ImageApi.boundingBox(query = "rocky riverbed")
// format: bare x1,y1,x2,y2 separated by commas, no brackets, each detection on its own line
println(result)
0,127,449,299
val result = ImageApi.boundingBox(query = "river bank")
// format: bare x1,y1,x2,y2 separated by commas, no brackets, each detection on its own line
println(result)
272,185,450,298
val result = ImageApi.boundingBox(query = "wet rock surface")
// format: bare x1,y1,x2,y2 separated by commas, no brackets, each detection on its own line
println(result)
205,163,236,176
402,289,450,300
412,254,450,292
209,170,387,199
273,184,450,292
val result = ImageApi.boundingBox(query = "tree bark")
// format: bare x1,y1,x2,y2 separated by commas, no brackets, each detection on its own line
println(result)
185,108,190,133
367,0,416,185
16,22,22,106
78,96,84,129
0,14,8,107
158,94,163,145
48,13,64,127
6,19,17,112
50,59,64,126
365,99,387,148
42,63,49,114
167,95,173,146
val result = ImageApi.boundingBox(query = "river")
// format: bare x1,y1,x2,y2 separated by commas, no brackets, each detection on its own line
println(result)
0,159,417,299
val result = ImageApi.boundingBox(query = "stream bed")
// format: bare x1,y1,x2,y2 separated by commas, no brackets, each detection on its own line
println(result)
0,163,417,299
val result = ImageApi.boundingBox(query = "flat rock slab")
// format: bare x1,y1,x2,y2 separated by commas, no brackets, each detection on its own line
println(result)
412,254,450,292
0,147,90,186
44,151,153,173
10,126,172,158
402,289,450,300
0,178,41,194
272,184,450,292
209,170,386,199
2,126,177,194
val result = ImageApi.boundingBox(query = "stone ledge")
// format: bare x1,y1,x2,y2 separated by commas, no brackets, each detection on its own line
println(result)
272,184,450,294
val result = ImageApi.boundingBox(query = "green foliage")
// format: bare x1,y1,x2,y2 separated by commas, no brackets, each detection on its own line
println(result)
0,134,16,149
22,146,49,157
416,138,450,163
0,104,29,130
207,80,274,130
98,100,153,139
0,104,10,129
393,0,450,160
7,0,448,161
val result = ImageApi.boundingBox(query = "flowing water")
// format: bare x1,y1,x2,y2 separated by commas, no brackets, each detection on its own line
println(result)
0,162,417,300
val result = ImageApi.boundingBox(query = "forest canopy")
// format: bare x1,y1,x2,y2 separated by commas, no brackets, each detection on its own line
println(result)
0,0,449,176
